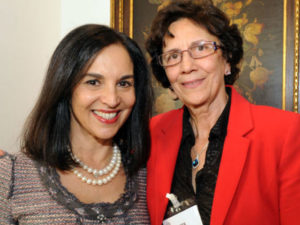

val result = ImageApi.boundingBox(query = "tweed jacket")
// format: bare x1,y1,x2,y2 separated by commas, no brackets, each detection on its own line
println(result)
0,151,150,224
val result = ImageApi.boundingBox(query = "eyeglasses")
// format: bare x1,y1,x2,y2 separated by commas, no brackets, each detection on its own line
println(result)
158,41,221,67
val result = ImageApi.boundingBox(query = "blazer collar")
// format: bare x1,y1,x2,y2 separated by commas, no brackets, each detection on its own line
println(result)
211,86,254,225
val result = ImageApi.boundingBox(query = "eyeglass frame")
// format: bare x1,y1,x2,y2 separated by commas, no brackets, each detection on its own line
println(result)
158,40,222,67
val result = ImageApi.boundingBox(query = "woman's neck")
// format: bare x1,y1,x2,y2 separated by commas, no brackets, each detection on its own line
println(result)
69,130,114,169
188,93,228,139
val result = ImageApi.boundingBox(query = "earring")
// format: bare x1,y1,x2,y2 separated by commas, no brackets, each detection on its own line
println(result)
225,70,231,75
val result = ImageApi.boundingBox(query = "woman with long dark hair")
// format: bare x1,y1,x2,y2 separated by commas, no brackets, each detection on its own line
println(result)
0,24,152,224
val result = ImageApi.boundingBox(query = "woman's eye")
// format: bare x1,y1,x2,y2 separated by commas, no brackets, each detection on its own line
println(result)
118,80,133,87
166,52,179,62
196,45,205,51
170,53,179,59
86,79,99,86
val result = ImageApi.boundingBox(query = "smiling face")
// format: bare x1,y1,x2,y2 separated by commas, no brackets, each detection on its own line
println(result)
163,18,230,109
70,43,135,144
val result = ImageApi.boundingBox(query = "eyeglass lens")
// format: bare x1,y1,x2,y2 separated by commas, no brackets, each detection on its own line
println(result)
160,41,217,67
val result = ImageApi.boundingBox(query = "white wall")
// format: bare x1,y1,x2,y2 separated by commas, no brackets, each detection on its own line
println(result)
0,0,110,153
61,0,110,37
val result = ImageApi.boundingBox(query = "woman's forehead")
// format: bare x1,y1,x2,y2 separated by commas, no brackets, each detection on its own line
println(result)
162,18,218,50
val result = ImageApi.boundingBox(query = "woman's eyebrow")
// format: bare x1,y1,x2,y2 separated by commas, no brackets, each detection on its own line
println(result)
84,73,104,79
120,75,134,80
84,73,134,80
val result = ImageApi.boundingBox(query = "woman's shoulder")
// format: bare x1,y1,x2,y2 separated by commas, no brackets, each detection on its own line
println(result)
150,108,184,129
0,150,16,199
231,86,299,121
0,149,6,157
250,104,300,124
0,150,34,166
151,108,183,120
0,150,15,168
245,104,300,140
0,151,36,185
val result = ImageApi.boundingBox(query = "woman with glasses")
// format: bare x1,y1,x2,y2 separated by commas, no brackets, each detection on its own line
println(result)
0,24,152,224
145,1,300,225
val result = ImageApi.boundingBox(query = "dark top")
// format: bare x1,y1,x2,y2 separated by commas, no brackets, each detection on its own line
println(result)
165,88,231,225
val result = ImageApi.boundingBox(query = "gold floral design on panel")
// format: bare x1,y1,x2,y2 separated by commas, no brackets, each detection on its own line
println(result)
222,2,243,17
214,0,269,103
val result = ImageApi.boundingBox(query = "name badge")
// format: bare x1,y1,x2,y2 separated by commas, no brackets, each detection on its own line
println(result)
163,193,203,225
163,205,203,225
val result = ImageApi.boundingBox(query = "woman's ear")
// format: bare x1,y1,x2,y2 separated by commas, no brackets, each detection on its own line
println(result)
225,64,231,76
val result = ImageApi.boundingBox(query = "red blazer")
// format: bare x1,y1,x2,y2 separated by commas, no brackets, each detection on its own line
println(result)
147,87,300,225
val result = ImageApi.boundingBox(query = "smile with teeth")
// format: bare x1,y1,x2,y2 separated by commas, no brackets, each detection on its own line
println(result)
93,110,118,120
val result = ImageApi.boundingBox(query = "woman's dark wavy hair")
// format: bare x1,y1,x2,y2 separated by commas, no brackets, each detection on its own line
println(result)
145,0,243,88
21,24,152,176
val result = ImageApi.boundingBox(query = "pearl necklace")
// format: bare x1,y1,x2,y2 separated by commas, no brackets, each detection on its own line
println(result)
69,144,122,186
70,145,119,177
192,142,209,169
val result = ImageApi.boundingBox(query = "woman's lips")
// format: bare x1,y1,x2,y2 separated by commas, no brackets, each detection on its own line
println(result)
182,78,204,88
93,110,120,124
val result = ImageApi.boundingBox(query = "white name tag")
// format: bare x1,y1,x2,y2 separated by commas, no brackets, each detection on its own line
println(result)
163,205,203,225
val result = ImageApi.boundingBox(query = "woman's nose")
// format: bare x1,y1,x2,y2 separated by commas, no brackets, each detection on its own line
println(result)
100,87,121,108
180,51,195,74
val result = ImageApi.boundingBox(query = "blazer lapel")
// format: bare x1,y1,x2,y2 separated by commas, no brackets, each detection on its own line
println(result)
211,87,253,225
154,128,182,223
148,109,184,225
